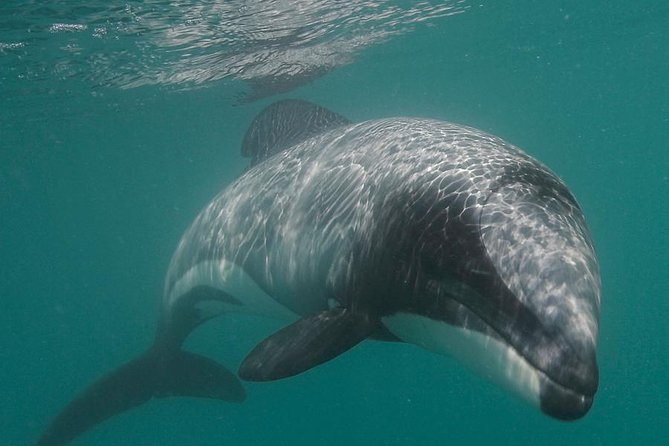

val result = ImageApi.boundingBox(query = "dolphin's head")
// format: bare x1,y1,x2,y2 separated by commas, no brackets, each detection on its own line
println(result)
382,161,600,420
477,167,600,419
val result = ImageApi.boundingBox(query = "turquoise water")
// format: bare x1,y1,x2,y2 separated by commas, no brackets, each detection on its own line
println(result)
1,1,667,445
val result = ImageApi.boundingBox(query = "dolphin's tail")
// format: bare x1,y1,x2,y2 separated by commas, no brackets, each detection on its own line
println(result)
36,346,245,446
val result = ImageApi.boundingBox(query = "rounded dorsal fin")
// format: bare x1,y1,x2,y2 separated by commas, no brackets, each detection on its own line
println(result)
241,99,350,166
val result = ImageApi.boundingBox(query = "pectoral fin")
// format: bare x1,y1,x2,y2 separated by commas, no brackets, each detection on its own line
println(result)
239,308,375,381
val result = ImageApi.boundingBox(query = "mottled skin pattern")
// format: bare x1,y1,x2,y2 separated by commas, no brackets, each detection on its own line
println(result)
165,117,600,415
36,111,602,446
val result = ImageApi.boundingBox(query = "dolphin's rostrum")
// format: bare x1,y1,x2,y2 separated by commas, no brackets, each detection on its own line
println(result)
37,100,600,445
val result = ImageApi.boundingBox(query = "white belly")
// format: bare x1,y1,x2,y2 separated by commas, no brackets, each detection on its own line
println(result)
166,259,298,321
382,312,542,408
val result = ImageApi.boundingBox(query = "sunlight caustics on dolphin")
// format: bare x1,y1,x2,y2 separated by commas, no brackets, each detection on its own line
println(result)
37,99,600,445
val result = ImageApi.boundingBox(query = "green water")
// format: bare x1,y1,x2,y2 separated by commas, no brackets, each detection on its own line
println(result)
1,1,667,445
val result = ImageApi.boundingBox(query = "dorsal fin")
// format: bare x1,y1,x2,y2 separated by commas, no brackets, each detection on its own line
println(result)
241,99,350,166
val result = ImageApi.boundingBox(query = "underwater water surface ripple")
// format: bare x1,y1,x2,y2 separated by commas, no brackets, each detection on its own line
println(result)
0,0,467,101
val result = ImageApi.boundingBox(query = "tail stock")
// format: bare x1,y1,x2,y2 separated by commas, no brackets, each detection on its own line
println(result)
36,345,245,446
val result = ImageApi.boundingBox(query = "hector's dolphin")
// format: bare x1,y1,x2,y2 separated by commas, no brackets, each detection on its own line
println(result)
37,99,600,445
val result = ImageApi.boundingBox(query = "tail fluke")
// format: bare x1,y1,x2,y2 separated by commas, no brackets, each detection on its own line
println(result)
36,347,245,446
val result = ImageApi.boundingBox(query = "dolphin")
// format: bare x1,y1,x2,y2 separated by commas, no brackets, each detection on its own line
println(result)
37,99,600,445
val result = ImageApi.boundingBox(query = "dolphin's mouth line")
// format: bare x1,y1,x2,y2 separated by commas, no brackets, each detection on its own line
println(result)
424,286,592,400
444,309,594,406
489,325,593,400
475,309,595,398
535,367,592,400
